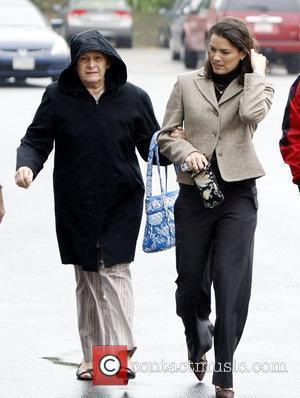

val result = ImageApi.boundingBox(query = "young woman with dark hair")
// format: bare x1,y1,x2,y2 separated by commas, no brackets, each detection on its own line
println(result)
158,17,274,398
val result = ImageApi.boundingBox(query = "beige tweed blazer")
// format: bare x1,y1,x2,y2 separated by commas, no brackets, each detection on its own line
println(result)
158,68,274,184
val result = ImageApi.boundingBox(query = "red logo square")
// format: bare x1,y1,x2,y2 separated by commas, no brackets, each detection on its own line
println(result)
93,345,128,385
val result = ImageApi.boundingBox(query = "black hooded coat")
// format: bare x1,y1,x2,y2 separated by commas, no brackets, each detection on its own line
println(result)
17,30,167,271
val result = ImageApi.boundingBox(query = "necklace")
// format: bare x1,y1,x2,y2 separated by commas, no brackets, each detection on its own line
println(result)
214,84,225,95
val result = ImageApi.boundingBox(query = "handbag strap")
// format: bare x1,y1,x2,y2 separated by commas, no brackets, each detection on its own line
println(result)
146,132,166,198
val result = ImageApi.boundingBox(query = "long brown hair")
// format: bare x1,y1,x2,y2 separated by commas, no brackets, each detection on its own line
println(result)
204,17,259,85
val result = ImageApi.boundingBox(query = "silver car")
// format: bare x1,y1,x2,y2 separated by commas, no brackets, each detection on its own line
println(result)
62,0,133,47
0,0,69,83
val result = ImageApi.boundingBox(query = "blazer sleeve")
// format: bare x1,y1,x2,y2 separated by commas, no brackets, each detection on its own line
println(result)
158,75,201,165
279,76,300,185
16,87,55,178
239,73,274,124
134,87,170,165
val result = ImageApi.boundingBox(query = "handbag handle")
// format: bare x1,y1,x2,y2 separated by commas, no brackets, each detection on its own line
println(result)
146,132,167,198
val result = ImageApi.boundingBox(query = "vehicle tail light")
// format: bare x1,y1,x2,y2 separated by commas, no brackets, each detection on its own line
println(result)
114,10,132,18
68,9,87,17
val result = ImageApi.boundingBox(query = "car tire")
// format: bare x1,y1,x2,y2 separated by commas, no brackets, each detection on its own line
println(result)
64,32,73,45
62,26,72,44
117,37,133,48
158,28,170,48
285,54,300,74
171,50,180,60
183,44,198,69
15,77,26,85
170,38,180,60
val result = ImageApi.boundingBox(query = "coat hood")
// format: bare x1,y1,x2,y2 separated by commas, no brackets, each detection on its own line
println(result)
58,30,127,93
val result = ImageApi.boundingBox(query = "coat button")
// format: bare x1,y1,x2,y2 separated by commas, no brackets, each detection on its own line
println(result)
212,132,217,137
214,109,219,116
218,152,223,157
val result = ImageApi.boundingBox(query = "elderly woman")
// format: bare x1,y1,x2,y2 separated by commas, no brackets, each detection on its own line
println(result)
158,17,274,398
15,30,173,382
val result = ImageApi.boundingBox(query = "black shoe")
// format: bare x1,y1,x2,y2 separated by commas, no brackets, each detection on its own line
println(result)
189,354,208,382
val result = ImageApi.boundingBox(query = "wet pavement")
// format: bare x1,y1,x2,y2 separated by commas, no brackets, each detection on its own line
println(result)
0,48,299,397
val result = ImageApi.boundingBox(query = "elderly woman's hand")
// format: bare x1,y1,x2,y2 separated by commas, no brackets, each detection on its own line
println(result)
170,126,187,140
15,167,34,189
185,152,208,174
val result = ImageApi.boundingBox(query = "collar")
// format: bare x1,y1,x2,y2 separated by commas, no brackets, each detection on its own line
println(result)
194,68,243,111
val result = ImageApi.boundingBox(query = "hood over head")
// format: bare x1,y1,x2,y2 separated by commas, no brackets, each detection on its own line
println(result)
58,30,127,92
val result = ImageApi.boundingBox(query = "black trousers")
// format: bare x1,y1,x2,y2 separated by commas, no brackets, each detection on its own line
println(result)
174,179,258,387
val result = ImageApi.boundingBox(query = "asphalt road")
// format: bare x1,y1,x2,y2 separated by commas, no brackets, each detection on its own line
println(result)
0,48,299,398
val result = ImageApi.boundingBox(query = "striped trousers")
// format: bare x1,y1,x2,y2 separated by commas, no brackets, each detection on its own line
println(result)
74,262,136,362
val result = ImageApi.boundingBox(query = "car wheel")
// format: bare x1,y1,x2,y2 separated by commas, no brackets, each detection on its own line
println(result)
117,37,133,48
172,50,180,60
158,28,169,48
15,77,26,85
183,43,198,69
285,54,300,74
169,37,180,60
62,26,72,44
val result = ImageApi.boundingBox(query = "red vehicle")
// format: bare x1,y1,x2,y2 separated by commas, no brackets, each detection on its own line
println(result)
178,0,300,73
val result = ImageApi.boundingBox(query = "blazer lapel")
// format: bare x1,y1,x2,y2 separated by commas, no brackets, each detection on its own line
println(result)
194,70,243,108
218,78,243,105
194,73,219,112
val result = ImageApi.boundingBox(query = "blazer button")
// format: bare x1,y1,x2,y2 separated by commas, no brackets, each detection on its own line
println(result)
212,132,217,137
218,152,223,157
214,110,219,116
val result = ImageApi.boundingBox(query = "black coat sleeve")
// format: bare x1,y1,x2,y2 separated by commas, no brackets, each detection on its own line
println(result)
135,88,171,166
16,87,55,178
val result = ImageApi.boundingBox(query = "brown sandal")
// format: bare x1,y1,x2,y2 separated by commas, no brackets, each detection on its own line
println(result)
215,386,234,398
76,366,93,380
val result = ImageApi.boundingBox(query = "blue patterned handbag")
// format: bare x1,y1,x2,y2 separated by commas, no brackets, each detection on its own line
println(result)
142,132,178,253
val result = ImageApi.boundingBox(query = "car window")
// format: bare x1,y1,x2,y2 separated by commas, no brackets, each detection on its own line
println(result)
220,0,299,12
173,0,185,10
190,0,202,11
199,0,211,10
0,0,31,4
0,5,47,27
175,0,191,15
70,0,129,8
